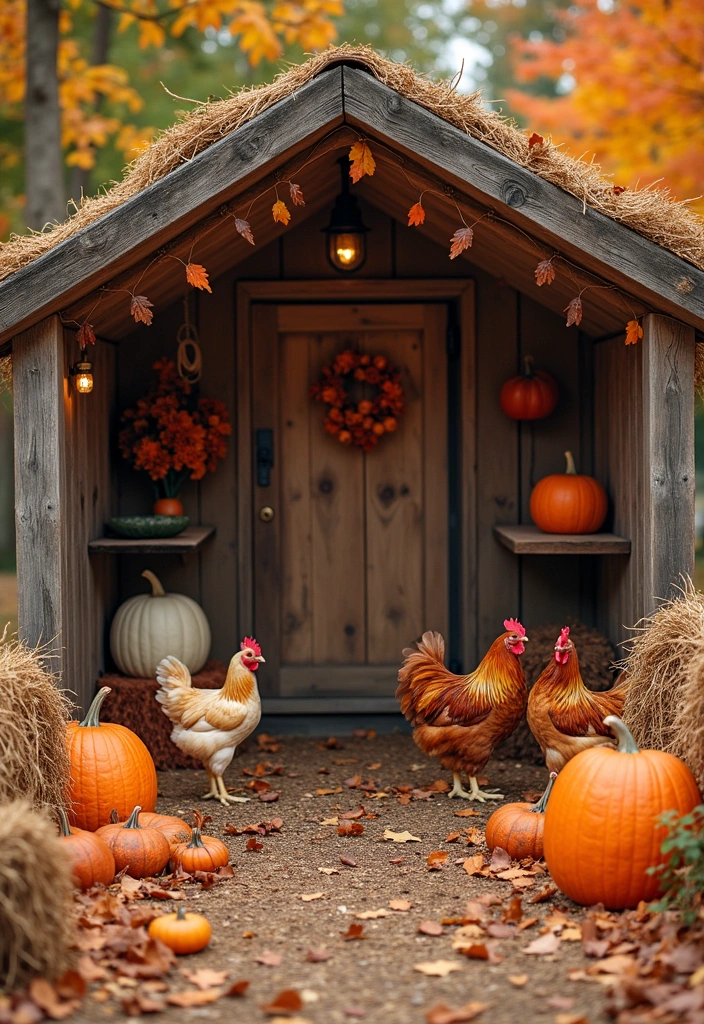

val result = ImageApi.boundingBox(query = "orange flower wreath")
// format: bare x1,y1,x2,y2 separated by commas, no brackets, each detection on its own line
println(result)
310,350,405,452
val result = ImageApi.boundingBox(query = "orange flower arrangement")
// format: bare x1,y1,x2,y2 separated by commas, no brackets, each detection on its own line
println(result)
118,359,231,500
310,350,405,452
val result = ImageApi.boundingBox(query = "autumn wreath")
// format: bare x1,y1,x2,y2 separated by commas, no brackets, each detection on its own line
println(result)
310,349,405,451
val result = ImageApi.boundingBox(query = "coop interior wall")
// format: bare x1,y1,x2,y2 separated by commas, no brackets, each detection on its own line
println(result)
108,197,596,676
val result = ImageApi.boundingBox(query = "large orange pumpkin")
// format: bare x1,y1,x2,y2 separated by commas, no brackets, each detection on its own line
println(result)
543,716,701,909
66,686,158,831
97,805,171,878
530,451,607,534
485,773,556,861
499,356,559,421
57,808,116,890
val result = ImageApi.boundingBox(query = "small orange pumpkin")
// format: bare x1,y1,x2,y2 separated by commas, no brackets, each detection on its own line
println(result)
544,716,702,909
170,828,230,874
57,807,116,890
530,451,607,534
499,356,558,421
66,686,158,831
136,812,192,850
485,773,556,861
97,805,170,879
148,906,212,954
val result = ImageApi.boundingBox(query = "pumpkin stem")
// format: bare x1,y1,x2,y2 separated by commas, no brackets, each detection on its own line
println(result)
57,807,72,837
123,806,143,829
142,570,166,597
604,715,639,753
522,354,535,378
176,906,188,921
79,686,111,727
187,827,205,848
531,771,558,814
564,451,577,475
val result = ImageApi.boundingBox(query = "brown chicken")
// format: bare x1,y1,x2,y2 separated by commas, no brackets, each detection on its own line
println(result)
396,620,529,801
527,626,628,772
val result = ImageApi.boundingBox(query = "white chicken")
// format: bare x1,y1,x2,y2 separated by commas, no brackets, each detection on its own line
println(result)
155,637,264,805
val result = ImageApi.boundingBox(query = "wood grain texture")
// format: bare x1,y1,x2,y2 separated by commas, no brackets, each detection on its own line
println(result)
280,665,398,697
342,66,704,331
88,525,214,553
493,525,630,554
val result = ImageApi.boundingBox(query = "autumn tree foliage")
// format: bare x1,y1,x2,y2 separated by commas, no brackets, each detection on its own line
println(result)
505,0,704,208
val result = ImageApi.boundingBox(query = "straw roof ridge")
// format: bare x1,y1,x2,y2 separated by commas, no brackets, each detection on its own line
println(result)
1,43,703,284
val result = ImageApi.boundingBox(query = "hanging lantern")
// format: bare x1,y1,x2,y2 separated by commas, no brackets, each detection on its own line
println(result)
323,156,369,273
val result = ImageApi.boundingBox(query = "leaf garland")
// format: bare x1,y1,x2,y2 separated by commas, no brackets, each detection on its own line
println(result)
185,263,212,292
625,319,643,345
272,200,291,226
407,202,425,227
77,323,96,346
534,259,555,287
235,217,255,245
564,296,583,328
449,226,474,260
131,294,154,325
289,182,305,206
349,140,376,182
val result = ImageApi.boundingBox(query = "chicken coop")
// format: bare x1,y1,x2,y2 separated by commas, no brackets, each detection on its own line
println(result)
1,47,703,721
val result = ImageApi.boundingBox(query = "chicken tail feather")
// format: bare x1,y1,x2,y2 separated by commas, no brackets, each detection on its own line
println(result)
397,631,458,724
155,656,193,721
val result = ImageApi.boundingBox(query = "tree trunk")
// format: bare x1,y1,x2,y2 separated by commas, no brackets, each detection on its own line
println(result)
69,4,113,204
25,0,64,229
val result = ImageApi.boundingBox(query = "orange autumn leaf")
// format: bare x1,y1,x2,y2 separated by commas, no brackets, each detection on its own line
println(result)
235,217,255,245
272,200,291,226
407,202,425,227
77,323,96,346
289,182,305,206
534,259,556,287
349,140,376,183
625,319,643,345
449,226,474,260
131,294,154,325
528,132,544,150
185,263,212,293
613,185,627,195
564,296,583,327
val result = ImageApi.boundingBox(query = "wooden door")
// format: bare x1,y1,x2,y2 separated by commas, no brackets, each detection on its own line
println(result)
250,303,449,698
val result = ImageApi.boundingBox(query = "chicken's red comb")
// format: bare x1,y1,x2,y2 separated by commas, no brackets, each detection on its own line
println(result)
241,637,262,656
557,626,570,646
503,618,526,638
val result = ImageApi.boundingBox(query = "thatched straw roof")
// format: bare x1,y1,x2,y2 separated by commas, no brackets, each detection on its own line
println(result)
1,44,703,284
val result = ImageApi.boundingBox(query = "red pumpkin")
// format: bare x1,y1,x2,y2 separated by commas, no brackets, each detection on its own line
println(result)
170,828,230,874
543,716,701,909
485,773,556,861
97,805,170,879
530,451,607,534
499,356,558,421
57,808,116,890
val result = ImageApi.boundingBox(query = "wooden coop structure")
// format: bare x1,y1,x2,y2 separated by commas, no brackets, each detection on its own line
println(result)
1,48,703,718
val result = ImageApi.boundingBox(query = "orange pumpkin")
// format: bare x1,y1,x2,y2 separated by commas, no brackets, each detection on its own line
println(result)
97,805,170,878
485,773,556,861
543,716,701,909
530,451,607,534
148,906,212,954
153,498,184,516
57,807,116,890
499,356,559,421
170,828,230,874
137,812,192,850
66,686,158,831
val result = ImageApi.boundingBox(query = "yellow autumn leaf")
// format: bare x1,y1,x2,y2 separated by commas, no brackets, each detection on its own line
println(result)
349,140,376,183
185,262,212,292
272,199,291,226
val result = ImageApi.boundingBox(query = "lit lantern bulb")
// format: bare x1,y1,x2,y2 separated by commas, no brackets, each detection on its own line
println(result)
76,368,94,394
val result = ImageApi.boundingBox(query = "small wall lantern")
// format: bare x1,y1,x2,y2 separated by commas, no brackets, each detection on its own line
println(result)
70,348,94,394
323,156,369,273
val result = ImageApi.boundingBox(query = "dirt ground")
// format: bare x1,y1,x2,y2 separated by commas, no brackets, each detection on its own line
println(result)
71,732,620,1024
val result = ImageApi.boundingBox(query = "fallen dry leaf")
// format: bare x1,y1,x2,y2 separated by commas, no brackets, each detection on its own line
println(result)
454,808,481,818
445,831,462,843
425,1002,488,1024
180,968,229,990
341,923,366,941
185,262,212,292
261,989,303,1016
427,850,449,869
226,980,249,997
462,855,485,876
489,847,511,872
338,821,364,837
414,961,462,978
384,829,421,843
418,920,444,937
354,909,389,920
256,951,283,967
246,837,263,852
318,867,339,875
528,883,558,904
300,892,325,902
306,947,331,962
389,899,412,912
167,989,223,1007
508,975,528,987
523,932,561,956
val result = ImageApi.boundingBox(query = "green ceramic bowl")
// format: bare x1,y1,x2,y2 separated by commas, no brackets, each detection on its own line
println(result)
107,515,190,539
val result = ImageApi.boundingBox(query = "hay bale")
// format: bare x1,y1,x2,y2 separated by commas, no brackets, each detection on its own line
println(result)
0,800,75,990
0,634,72,812
496,620,617,764
622,579,704,788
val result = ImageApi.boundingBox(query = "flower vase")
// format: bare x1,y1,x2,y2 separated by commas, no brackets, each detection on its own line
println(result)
153,497,184,517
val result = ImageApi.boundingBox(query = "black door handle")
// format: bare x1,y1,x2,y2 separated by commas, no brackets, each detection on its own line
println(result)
256,428,274,487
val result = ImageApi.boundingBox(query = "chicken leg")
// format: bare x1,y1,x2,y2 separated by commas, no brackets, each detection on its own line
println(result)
201,771,219,801
448,772,473,799
215,775,249,805
467,775,504,802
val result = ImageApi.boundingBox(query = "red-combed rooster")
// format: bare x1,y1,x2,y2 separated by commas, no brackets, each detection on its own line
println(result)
396,620,529,801
527,626,629,772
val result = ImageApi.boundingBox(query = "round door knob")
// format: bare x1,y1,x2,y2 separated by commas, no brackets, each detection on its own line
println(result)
259,506,275,523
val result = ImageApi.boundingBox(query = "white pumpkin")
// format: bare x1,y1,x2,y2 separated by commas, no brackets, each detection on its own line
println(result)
110,570,211,677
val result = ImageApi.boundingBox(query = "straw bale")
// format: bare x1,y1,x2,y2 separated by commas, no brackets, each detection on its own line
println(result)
1,44,703,285
0,800,74,990
621,578,704,788
0,634,72,812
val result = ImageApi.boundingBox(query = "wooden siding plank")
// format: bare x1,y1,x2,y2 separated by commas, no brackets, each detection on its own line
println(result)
342,66,704,331
279,665,398,697
421,306,449,641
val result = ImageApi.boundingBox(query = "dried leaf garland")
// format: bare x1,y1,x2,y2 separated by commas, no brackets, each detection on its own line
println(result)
131,294,154,325
564,295,583,327
534,259,555,286
77,323,96,346
289,182,305,206
625,319,643,345
349,140,376,182
235,217,255,245
185,263,212,292
408,202,425,227
449,226,474,260
272,200,291,226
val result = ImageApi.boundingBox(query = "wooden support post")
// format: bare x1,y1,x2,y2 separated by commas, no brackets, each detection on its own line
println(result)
13,315,66,675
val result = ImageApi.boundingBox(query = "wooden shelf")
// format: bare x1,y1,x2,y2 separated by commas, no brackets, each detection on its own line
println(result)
88,525,215,554
493,525,631,555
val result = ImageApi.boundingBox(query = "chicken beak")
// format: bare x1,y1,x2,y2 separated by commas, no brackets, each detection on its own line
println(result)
522,636,529,643
255,655,266,663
